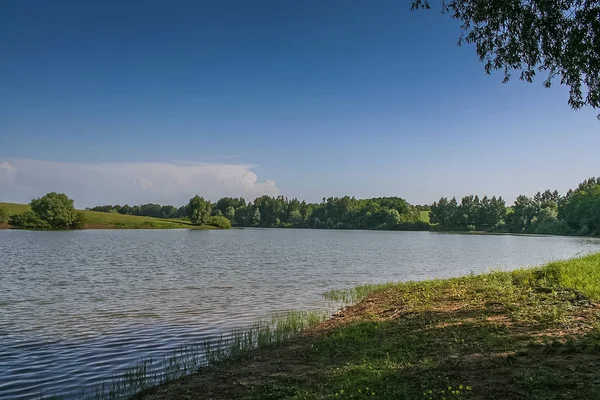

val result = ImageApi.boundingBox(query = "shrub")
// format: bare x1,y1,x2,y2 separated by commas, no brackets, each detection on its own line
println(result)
533,219,572,235
71,212,86,229
208,215,232,229
10,211,51,229
397,221,431,231
488,220,509,233
0,206,9,223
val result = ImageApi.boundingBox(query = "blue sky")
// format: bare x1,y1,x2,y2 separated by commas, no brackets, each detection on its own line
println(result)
1,0,599,207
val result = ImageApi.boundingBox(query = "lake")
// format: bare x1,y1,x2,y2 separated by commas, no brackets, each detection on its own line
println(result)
1,229,599,399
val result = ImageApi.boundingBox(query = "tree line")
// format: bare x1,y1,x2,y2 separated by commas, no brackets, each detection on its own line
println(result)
87,203,187,219
87,176,600,235
430,177,600,235
146,195,426,230
5,176,597,235
89,195,428,230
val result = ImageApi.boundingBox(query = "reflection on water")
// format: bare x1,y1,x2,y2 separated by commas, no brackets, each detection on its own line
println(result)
1,229,599,399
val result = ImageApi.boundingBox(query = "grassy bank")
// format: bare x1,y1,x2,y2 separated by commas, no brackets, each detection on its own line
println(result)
135,253,600,400
0,202,215,229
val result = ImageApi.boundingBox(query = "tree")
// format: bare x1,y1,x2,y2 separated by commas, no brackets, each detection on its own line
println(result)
559,177,600,233
215,197,246,216
430,197,459,227
30,192,78,229
385,208,402,228
251,207,261,226
289,209,304,226
186,195,212,225
224,206,236,222
412,0,600,111
508,195,539,232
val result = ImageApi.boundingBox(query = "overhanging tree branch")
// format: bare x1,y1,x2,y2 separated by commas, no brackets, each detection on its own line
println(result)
413,0,600,110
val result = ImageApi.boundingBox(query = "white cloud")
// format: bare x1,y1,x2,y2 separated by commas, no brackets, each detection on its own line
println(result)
0,159,280,207
0,161,17,186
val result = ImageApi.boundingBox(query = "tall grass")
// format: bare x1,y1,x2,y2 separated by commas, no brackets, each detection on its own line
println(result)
513,252,600,301
46,310,329,400
324,253,600,306
323,282,416,304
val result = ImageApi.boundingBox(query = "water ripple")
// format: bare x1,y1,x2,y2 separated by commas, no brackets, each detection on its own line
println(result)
1,229,599,399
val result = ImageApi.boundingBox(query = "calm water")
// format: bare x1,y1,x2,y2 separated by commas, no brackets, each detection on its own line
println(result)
1,229,599,399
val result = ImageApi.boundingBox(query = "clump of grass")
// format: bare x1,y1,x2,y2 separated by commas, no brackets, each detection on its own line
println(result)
323,283,400,304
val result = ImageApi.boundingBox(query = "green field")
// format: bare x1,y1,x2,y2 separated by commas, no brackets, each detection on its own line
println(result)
0,202,29,215
135,253,600,400
0,202,213,229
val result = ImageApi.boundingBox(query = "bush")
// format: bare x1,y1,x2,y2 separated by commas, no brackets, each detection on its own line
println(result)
10,211,51,229
208,215,232,229
397,221,431,231
488,220,509,233
71,212,86,229
533,219,572,235
30,192,77,229
0,206,9,223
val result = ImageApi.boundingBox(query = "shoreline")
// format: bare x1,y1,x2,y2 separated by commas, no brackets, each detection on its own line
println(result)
132,253,600,400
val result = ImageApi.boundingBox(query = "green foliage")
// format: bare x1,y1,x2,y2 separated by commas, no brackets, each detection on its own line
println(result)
88,203,187,219
0,206,9,223
72,212,86,229
207,215,231,229
384,208,402,228
224,206,235,221
29,192,77,229
15,176,599,236
559,177,600,234
9,210,51,229
186,195,212,225
430,195,506,231
214,197,246,216
507,195,539,232
251,207,262,226
413,0,600,110
8,194,87,230
226,195,424,230
429,178,599,237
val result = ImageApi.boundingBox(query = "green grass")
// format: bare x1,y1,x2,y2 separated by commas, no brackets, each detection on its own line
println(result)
80,210,203,229
514,252,600,301
0,202,216,229
132,253,600,399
